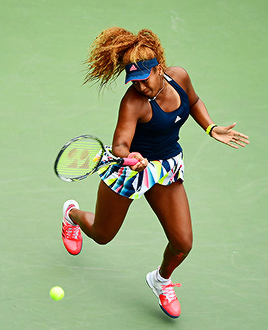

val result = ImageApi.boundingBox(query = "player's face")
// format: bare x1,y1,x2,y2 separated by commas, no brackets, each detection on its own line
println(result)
132,66,163,98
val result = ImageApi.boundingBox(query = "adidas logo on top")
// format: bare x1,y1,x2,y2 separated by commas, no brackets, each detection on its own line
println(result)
129,64,137,71
175,116,181,123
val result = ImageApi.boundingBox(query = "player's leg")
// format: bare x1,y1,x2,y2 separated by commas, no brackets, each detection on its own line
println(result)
145,181,192,277
62,180,133,255
70,180,133,244
144,181,192,317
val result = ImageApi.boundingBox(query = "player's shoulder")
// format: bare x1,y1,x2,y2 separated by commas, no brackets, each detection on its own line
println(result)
165,66,190,84
165,67,192,92
119,85,149,117
121,85,148,108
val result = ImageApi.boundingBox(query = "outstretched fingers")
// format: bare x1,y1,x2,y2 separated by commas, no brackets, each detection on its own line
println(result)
229,130,250,148
212,124,250,149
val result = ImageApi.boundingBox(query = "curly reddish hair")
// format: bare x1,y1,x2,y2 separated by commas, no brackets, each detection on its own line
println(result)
84,27,167,88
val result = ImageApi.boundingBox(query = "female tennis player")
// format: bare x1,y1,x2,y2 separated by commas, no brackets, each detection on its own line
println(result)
61,27,249,318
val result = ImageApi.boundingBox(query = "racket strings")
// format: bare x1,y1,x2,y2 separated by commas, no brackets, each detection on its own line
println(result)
56,139,103,180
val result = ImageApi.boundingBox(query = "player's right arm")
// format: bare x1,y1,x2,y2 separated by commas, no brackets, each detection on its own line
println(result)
112,87,149,171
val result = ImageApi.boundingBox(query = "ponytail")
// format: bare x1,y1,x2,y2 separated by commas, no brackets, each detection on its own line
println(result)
84,27,166,88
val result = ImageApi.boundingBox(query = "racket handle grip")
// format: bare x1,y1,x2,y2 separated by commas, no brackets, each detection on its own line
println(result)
122,158,139,166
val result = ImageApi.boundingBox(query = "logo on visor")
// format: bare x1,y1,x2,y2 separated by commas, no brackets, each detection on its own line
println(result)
129,64,137,71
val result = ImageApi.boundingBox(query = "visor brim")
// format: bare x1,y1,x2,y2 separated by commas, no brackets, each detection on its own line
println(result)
125,68,152,84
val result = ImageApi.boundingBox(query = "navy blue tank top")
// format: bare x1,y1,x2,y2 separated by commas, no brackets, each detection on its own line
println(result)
130,74,190,160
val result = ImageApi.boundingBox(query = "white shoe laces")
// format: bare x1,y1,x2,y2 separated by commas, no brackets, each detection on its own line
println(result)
65,224,80,240
161,283,181,303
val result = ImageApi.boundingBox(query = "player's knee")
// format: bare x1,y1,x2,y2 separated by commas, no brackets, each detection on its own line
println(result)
182,240,192,255
92,230,114,245
94,237,111,245
171,237,192,256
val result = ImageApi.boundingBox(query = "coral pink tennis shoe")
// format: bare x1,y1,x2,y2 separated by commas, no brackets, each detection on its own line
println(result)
146,268,181,318
62,200,82,255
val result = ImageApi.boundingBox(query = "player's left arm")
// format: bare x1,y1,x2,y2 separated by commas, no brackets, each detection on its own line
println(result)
174,67,250,149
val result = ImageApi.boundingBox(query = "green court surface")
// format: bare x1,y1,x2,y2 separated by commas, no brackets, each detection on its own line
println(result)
1,0,267,329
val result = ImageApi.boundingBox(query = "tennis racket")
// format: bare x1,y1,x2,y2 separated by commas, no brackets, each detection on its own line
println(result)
54,135,139,182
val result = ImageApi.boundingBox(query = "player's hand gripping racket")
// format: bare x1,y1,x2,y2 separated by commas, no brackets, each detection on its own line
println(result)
54,135,139,182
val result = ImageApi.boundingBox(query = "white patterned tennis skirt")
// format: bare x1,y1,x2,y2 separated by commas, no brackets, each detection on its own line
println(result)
98,151,184,199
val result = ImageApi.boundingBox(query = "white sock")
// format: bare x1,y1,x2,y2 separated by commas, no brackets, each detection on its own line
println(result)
65,207,78,226
156,268,171,284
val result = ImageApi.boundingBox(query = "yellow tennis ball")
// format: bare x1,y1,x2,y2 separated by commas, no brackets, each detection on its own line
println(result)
50,286,65,301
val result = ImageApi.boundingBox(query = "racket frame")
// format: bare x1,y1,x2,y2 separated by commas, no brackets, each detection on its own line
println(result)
54,134,138,182
54,135,105,182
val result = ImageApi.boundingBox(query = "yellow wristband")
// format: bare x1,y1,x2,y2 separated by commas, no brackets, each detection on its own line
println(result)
206,124,217,136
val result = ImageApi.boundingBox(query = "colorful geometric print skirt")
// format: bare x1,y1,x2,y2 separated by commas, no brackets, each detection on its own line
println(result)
98,151,184,200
